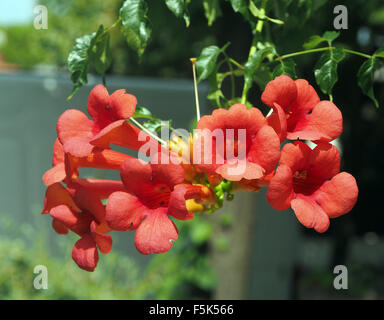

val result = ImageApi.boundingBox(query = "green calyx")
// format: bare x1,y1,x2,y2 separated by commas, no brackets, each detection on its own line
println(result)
205,179,234,214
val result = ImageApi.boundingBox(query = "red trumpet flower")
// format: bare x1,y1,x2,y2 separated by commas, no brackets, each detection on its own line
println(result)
105,156,206,254
56,84,149,158
42,180,124,271
261,75,343,142
267,141,358,233
195,104,280,181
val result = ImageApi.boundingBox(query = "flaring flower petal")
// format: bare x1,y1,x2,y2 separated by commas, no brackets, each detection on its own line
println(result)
49,204,92,236
72,235,98,272
216,160,265,181
86,84,110,132
287,101,342,142
52,219,69,234
109,89,137,119
197,104,266,136
279,141,312,172
57,109,93,144
266,164,294,210
42,182,80,214
247,125,281,174
106,191,146,231
134,208,178,255
261,75,297,110
42,163,66,186
52,138,64,166
90,221,112,254
307,142,340,184
291,196,330,233
315,172,358,218
74,187,106,223
267,103,287,142
293,79,320,115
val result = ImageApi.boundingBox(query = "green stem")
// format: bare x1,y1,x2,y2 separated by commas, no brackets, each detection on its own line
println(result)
343,49,372,59
278,47,333,60
132,115,188,140
223,52,236,99
240,42,257,104
97,17,122,38
129,118,167,146
276,47,373,61
228,58,245,70
255,13,265,34
106,17,122,33
241,0,268,104
256,0,269,32
222,68,243,77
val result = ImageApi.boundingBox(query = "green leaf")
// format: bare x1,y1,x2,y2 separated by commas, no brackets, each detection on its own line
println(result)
229,0,249,19
314,47,345,96
89,25,111,76
207,71,226,107
252,65,272,88
203,0,221,26
248,1,263,18
249,1,284,25
164,0,190,26
256,41,277,60
134,106,153,118
303,31,340,50
133,107,170,131
244,46,275,89
120,0,152,57
323,31,340,44
142,119,163,132
142,119,171,133
67,33,94,99
195,45,222,82
357,57,383,108
303,35,327,50
265,16,284,25
373,48,384,58
164,0,184,16
133,107,173,134
273,59,297,79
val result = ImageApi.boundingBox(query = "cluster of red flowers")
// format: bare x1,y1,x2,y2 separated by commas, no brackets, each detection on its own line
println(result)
42,75,358,272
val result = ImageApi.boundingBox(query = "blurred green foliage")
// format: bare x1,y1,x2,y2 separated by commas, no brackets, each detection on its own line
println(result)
0,0,215,78
0,214,216,299
0,0,116,69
